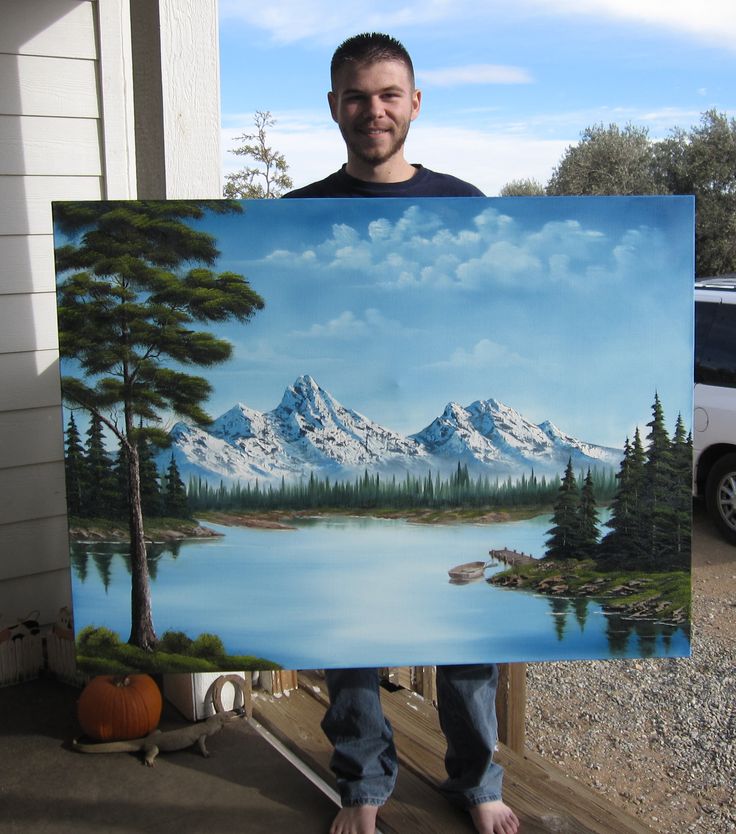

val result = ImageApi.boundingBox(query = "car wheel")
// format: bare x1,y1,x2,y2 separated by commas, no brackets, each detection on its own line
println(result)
705,453,736,545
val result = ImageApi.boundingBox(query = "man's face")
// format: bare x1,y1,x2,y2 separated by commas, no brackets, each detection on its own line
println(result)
328,59,421,170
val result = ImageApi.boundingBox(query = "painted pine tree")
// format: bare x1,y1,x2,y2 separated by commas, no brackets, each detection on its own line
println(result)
670,413,693,568
138,437,162,518
643,393,676,568
545,458,580,559
83,412,117,518
600,428,647,567
163,455,190,518
55,200,265,650
64,414,85,516
576,469,599,559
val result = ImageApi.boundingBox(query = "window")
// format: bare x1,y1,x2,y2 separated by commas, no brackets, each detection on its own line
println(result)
695,300,736,387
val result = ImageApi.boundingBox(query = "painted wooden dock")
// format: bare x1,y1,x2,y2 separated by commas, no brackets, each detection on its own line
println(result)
490,547,538,567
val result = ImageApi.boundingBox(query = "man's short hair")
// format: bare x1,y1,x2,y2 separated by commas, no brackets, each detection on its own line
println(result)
330,33,415,89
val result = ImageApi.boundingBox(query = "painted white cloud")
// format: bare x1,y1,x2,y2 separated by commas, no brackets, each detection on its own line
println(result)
254,203,677,292
294,308,398,339
418,64,533,87
430,338,532,370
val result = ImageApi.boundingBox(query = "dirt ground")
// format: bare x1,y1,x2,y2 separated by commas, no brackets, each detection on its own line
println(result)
690,505,736,640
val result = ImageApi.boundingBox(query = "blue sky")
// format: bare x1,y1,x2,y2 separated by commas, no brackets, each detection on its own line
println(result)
218,1,735,196
188,195,693,448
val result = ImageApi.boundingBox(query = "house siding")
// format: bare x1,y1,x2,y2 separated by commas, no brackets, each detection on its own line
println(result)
1,0,221,637
0,0,105,626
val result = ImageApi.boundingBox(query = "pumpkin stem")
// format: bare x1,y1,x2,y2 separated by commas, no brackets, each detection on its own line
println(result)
112,675,131,687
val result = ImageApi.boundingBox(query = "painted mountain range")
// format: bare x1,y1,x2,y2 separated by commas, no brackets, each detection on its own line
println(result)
161,375,622,485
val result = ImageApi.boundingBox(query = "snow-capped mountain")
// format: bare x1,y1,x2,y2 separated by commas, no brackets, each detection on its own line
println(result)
159,375,622,484
163,375,429,483
410,398,621,477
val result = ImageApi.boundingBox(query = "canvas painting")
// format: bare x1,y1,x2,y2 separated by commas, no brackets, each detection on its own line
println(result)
53,196,694,674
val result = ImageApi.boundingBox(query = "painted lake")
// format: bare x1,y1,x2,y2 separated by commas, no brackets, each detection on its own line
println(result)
70,513,690,668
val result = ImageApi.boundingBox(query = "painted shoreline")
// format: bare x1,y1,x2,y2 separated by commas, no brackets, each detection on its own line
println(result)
67,505,539,541
490,561,691,627
199,506,534,529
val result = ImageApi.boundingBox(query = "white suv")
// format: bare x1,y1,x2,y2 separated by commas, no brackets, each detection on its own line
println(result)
693,277,736,544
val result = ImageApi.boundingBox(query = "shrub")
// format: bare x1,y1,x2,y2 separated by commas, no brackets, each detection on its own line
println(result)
158,630,194,655
190,633,226,659
77,626,122,653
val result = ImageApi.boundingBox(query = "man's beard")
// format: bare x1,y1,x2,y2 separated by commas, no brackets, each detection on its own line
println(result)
341,121,411,167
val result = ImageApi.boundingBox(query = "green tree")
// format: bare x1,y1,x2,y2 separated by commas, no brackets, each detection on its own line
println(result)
670,414,693,566
544,111,736,277
113,444,130,519
55,200,265,650
83,412,117,518
547,123,664,196
223,111,293,199
64,414,85,516
576,469,599,559
138,436,162,518
499,178,546,197
656,109,736,277
162,454,189,518
600,436,635,565
642,393,675,568
545,458,580,559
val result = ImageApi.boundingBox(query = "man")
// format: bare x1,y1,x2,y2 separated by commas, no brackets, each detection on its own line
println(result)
284,33,520,834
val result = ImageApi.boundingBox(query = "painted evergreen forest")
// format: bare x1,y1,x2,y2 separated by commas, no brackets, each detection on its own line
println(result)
543,394,691,572
64,391,691,576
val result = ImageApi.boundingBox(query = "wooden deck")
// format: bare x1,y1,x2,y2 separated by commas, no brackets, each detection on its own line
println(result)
253,671,657,834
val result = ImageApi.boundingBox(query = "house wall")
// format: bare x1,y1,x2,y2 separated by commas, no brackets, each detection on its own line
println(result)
0,0,221,632
0,0,104,627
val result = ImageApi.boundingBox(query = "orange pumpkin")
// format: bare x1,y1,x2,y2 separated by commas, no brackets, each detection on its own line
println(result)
77,674,163,741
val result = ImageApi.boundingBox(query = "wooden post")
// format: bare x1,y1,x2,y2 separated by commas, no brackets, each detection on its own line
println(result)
495,662,526,754
261,669,298,696
414,665,438,705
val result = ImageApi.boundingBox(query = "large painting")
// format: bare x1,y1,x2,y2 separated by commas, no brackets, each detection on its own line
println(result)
53,196,694,674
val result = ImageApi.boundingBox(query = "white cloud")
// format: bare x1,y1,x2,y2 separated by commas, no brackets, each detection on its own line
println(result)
418,64,533,87
531,0,736,51
219,0,736,51
256,202,681,294
431,338,532,369
222,112,565,198
294,308,399,339
221,103,710,200
406,126,568,196
218,0,460,45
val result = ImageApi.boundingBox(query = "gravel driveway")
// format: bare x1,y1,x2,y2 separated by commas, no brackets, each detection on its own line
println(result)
525,504,736,834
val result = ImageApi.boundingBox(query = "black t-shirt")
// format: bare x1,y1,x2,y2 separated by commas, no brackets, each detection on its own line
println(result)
283,164,484,198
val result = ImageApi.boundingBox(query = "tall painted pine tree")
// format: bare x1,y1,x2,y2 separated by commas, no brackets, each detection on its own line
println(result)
55,200,265,649
545,458,580,559
64,414,85,516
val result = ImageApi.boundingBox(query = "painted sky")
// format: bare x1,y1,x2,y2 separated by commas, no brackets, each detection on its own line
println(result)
218,1,736,197
176,195,694,449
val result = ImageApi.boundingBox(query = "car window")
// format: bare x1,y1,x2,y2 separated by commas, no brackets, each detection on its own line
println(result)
695,300,736,387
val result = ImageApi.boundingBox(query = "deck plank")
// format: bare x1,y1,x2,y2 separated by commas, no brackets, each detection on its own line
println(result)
295,672,657,834
252,685,477,834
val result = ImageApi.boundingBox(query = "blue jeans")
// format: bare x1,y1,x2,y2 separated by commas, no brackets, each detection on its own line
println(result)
321,664,503,809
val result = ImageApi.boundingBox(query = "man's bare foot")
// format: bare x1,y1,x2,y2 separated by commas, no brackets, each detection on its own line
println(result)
329,805,380,834
469,800,520,834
